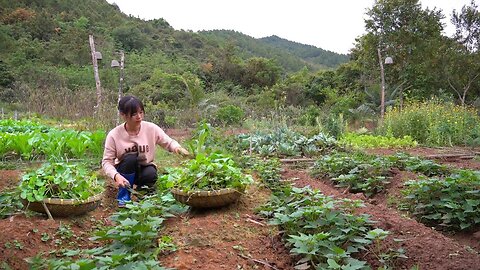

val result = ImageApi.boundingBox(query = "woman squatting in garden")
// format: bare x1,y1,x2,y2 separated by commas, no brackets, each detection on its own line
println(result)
101,95,189,207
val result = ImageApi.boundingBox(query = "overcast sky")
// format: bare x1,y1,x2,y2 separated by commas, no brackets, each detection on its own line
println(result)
106,0,474,55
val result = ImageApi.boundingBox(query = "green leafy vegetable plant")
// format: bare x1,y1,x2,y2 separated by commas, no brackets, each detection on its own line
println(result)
0,189,23,218
161,152,253,192
235,128,338,157
0,119,106,161
388,153,451,176
19,162,103,202
258,186,389,269
252,157,282,189
162,122,253,192
28,193,184,269
312,151,453,197
312,152,393,197
401,169,480,231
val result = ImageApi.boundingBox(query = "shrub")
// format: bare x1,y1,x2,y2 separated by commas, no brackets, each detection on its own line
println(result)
216,105,244,126
298,105,321,126
378,100,480,146
319,113,346,139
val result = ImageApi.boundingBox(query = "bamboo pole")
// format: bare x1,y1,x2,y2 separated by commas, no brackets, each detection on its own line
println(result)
89,35,102,115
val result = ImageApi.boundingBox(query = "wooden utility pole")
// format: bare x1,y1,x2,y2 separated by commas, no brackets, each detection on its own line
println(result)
89,35,102,115
118,50,125,105
378,47,386,120
116,50,125,125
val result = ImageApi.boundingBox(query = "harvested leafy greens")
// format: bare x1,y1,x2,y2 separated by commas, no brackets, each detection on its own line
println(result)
161,152,253,192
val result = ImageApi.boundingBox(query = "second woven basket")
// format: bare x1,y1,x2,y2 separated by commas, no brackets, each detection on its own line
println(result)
170,188,244,208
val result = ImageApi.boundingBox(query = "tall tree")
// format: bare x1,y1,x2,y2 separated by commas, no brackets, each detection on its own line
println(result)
356,0,445,110
452,0,480,53
445,1,480,105
242,57,282,89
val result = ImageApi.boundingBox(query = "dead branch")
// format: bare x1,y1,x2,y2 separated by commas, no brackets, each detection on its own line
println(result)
237,253,280,270
280,158,315,163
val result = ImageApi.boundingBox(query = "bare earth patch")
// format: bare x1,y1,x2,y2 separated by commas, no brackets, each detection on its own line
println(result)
159,183,293,269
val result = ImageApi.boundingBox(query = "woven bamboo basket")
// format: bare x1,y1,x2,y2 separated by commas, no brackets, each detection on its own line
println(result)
23,193,103,217
171,187,244,208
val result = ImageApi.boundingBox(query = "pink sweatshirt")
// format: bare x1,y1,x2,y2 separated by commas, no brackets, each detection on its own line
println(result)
101,121,181,180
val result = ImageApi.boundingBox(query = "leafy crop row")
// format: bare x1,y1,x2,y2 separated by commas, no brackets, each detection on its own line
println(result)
246,156,396,269
311,152,452,197
235,128,338,157
0,119,51,133
312,150,480,231
258,186,391,269
0,127,105,161
401,170,480,230
311,152,393,197
29,193,186,269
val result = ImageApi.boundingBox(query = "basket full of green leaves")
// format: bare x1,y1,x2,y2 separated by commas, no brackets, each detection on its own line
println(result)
19,162,104,217
163,151,254,208
162,122,253,208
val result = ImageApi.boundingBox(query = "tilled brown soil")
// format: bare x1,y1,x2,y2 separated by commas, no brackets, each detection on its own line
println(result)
286,169,480,270
1,146,480,269
159,183,293,269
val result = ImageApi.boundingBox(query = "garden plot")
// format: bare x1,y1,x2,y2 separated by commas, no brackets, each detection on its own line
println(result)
286,147,480,269
1,125,480,270
0,164,294,269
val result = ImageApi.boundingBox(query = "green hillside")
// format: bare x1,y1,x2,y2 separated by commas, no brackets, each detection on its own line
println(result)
1,0,476,133
260,35,349,69
0,0,356,127
0,0,346,84
198,30,349,72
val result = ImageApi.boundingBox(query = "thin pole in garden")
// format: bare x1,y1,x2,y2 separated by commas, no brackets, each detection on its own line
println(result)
378,47,386,120
112,50,125,125
89,35,102,115
118,51,125,125
118,50,125,105
377,46,393,120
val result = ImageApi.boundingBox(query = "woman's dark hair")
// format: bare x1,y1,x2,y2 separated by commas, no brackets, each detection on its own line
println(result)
118,95,144,116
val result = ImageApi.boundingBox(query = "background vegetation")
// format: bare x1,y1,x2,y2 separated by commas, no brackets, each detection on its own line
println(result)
1,0,480,146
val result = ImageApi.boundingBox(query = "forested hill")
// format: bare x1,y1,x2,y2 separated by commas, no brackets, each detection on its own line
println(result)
198,30,349,71
0,0,351,118
0,0,347,74
260,35,349,69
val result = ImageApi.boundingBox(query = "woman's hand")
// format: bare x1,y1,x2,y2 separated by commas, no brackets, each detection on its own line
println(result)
175,147,190,156
114,173,131,188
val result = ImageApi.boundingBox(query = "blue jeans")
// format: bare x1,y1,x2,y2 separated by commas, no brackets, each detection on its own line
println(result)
117,172,135,205
115,153,158,205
